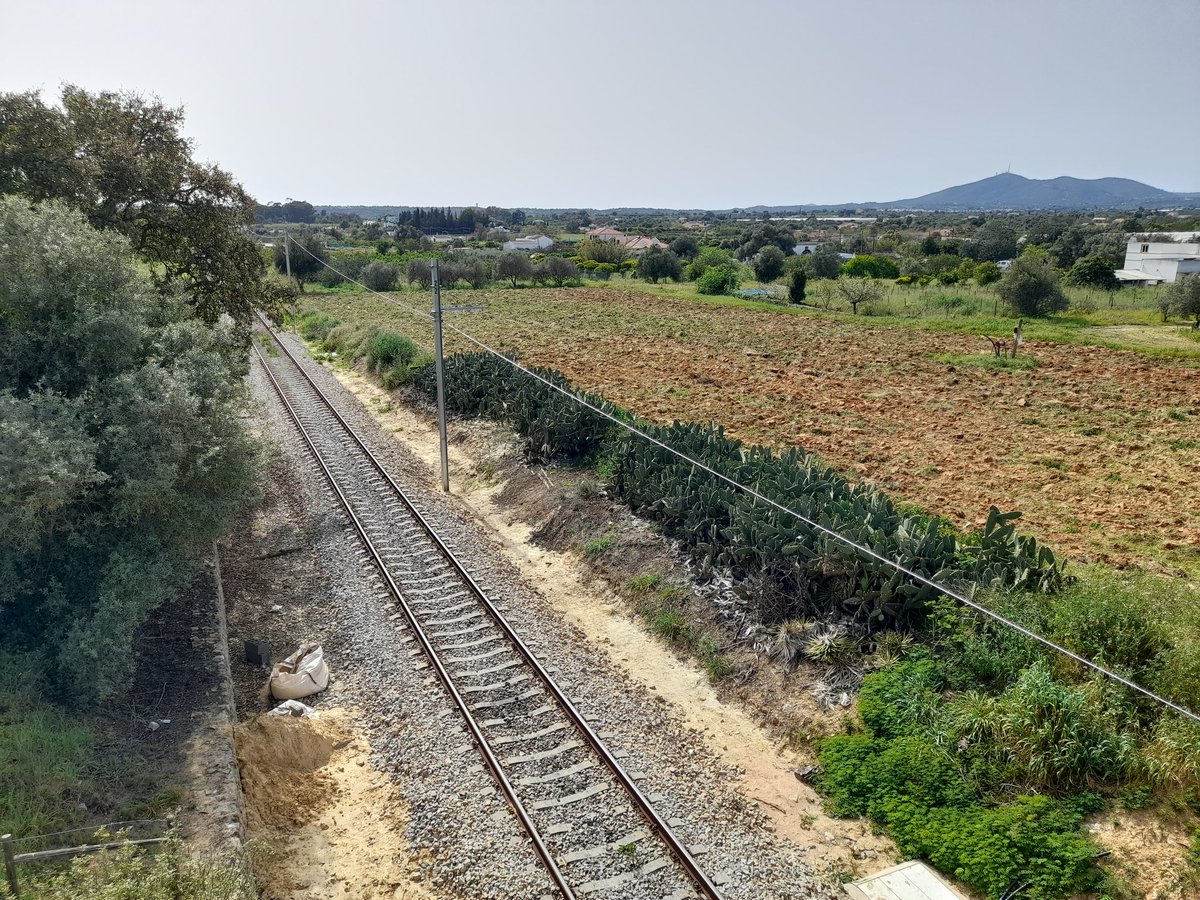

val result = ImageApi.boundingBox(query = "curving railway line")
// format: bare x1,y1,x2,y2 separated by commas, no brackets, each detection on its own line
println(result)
251,315,726,900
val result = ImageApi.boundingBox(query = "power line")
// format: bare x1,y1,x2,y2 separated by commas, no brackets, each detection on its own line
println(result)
280,235,1200,724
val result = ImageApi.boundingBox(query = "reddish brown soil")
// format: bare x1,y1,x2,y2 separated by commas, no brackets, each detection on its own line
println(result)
450,289,1200,574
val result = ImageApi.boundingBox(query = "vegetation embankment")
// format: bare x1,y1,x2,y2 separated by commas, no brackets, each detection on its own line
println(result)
1,86,264,894
289,308,1200,899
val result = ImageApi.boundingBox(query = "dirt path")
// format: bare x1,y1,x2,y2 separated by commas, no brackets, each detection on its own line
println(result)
332,365,895,878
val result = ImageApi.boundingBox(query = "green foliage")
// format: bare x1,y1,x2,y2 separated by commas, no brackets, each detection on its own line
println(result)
15,835,256,899
857,655,942,739
0,652,93,837
670,235,699,260
577,237,629,265
1162,274,1200,327
1065,255,1120,292
974,260,1002,285
365,330,418,373
360,260,399,291
409,351,618,460
273,231,328,288
997,255,1068,317
0,200,257,702
497,251,534,287
687,246,733,281
788,268,807,303
291,311,340,343
841,254,900,279
695,263,741,295
753,246,786,283
637,248,683,283
0,86,274,324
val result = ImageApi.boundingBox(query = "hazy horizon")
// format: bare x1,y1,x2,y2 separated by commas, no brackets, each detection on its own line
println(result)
5,0,1199,208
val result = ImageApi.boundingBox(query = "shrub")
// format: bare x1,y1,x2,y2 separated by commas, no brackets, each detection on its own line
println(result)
695,263,740,295
687,246,733,281
293,311,340,343
360,261,399,292
841,254,900,279
996,255,1068,317
365,330,418,373
857,655,942,739
974,261,1002,285
322,324,368,356
753,246,786,282
405,258,432,287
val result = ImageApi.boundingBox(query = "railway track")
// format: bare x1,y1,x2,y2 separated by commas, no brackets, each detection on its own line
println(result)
251,317,725,900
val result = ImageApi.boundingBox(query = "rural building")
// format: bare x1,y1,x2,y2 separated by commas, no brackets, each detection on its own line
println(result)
586,227,626,242
793,241,822,254
1121,234,1200,284
502,234,554,251
622,235,669,252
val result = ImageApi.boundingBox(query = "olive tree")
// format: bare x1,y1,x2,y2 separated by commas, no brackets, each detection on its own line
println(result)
754,246,786,283
996,255,1068,317
497,251,534,287
637,248,683,283
272,231,328,291
360,261,399,291
1162,274,1200,327
0,200,257,702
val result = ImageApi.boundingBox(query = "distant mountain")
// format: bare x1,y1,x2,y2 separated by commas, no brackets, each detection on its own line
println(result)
871,173,1200,211
311,174,1200,218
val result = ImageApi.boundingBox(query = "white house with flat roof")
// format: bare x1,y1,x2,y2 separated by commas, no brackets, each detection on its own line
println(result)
1121,234,1200,284
502,234,554,251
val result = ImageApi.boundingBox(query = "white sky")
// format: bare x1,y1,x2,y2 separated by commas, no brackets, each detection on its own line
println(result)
4,0,1198,208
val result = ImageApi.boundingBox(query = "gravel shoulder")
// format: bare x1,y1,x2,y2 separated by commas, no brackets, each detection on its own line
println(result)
225,337,850,898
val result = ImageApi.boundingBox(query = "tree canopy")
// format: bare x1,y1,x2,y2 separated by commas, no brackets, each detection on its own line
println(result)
0,86,277,324
1064,255,1120,292
637,248,683,283
754,246,786,282
1162,274,1200,327
996,255,1068,317
0,199,257,702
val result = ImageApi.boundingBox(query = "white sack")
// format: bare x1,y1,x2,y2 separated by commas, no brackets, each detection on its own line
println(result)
268,642,329,700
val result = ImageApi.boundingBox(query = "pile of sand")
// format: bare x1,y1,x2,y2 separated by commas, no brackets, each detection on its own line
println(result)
235,709,434,899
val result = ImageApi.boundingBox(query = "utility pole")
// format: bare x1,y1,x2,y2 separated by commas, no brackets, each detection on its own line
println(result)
284,233,292,284
431,259,449,493
429,259,483,493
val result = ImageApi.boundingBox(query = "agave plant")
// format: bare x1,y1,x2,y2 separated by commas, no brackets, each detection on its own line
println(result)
803,626,858,666
769,619,816,671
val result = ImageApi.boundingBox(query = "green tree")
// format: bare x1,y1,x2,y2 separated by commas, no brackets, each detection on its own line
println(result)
637,248,683,283
273,232,328,290
996,255,1068,317
577,237,628,265
670,235,700,260
360,261,399,292
1162,274,1200,327
0,200,257,702
536,256,579,286
754,246,786,282
973,218,1019,262
841,254,900,279
803,245,844,279
0,86,274,324
695,263,740,295
687,246,734,281
974,261,1002,285
1064,256,1120,293
497,251,534,287
789,268,807,304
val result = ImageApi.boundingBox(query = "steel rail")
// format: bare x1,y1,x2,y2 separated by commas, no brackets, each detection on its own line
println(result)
256,315,724,900
250,340,578,899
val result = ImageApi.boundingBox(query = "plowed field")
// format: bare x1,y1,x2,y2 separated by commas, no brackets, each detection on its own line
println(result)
306,287,1200,575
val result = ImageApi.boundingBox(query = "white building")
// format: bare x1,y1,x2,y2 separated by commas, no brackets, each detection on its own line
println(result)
502,234,554,251
1120,234,1200,285
793,242,822,255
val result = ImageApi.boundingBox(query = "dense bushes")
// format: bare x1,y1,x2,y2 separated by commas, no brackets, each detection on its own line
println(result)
818,655,1106,899
0,201,258,703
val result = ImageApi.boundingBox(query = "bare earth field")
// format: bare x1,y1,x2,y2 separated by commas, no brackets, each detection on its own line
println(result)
303,287,1200,576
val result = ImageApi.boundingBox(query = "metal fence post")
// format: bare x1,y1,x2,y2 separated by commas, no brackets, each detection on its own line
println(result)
430,259,450,493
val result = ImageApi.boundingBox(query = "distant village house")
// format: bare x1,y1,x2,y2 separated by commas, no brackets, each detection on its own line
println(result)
502,234,554,251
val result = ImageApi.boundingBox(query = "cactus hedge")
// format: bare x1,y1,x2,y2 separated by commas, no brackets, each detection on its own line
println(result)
409,351,1068,627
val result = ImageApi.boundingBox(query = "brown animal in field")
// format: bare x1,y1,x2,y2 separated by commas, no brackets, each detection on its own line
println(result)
985,319,1023,358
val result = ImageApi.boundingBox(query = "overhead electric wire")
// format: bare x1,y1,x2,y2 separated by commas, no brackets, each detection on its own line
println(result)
281,234,1200,725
